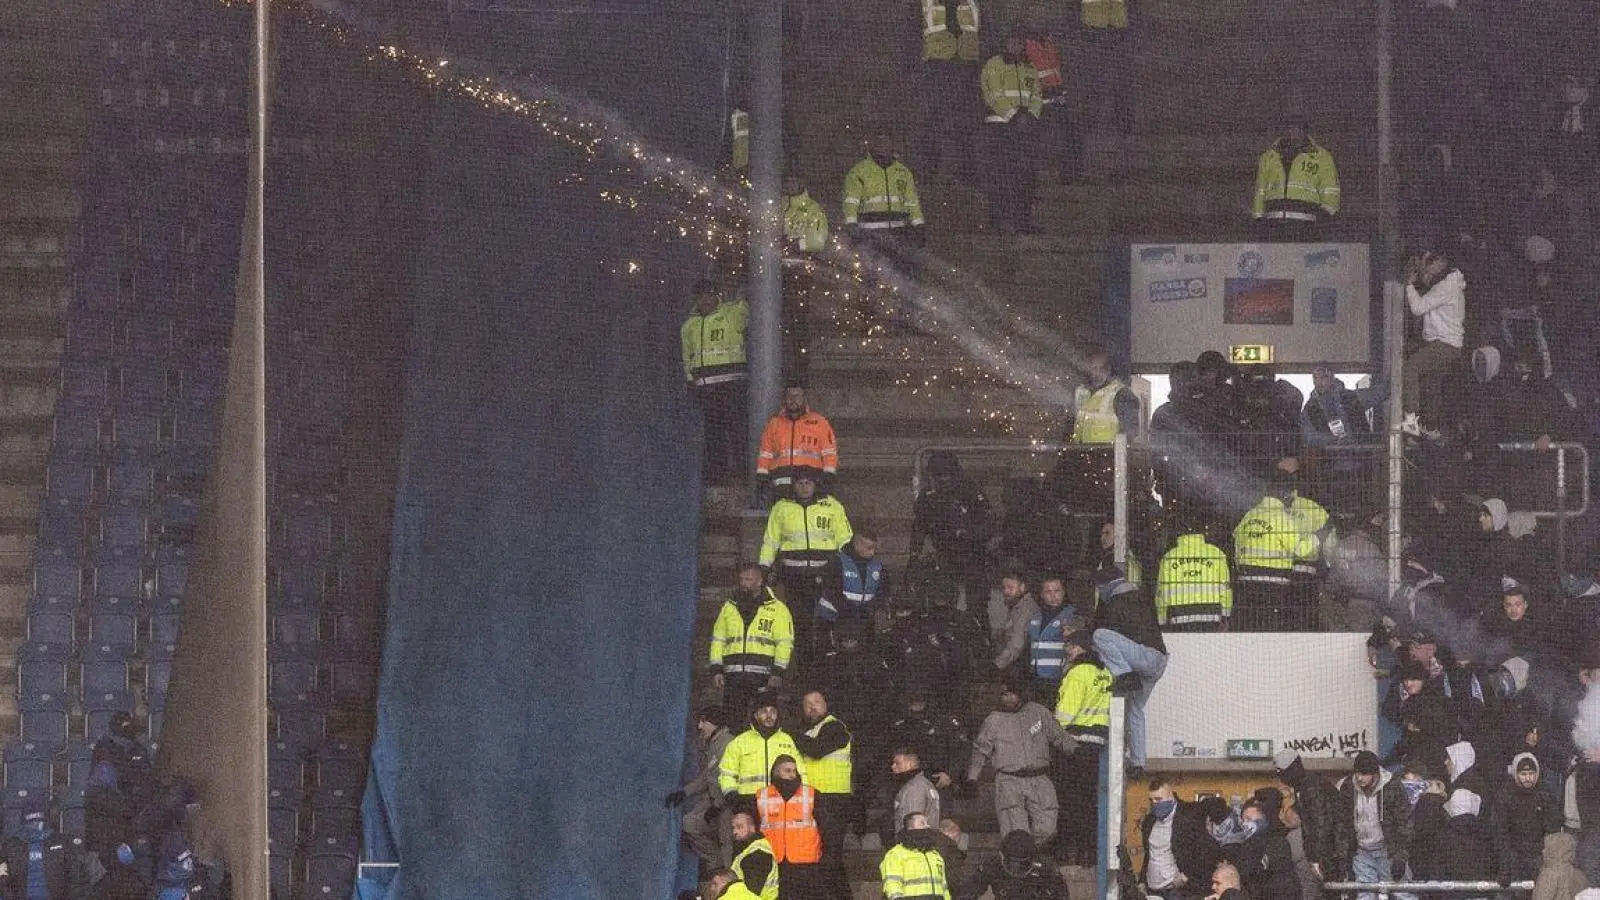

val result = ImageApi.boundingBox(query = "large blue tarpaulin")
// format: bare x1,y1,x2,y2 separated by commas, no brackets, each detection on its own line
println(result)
359,5,728,899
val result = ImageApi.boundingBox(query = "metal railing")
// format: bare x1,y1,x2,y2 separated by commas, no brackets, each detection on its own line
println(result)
1497,441,1591,575
1322,881,1532,898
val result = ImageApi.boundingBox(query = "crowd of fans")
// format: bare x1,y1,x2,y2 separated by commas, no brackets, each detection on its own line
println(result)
675,3,1600,900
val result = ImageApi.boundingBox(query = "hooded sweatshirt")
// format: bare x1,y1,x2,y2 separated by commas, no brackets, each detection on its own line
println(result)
1531,831,1587,900
1493,753,1560,880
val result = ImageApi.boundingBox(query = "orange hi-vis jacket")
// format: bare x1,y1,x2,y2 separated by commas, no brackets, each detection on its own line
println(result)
757,409,839,480
756,783,823,863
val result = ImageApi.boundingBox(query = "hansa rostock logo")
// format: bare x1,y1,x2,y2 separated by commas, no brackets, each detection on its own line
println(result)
1149,277,1208,302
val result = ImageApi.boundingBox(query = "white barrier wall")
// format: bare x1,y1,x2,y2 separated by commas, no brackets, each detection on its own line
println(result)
1129,242,1372,369
1144,633,1378,761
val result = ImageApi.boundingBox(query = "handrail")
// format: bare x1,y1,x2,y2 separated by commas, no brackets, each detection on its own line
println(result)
1322,881,1532,894
1495,442,1591,518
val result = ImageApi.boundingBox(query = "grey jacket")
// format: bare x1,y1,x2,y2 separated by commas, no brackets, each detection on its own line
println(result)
967,701,1077,779
684,727,734,804
894,771,943,834
988,592,1041,671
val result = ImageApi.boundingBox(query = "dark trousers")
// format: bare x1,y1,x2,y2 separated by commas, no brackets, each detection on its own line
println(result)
815,793,853,900
777,861,823,900
1054,741,1102,865
1040,99,1082,182
846,226,923,330
723,673,768,722
1234,578,1297,632
777,564,825,664
692,380,748,482
987,117,1038,231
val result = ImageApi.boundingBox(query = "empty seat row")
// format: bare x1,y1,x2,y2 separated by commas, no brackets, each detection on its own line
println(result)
18,691,137,746
25,602,180,647
33,560,187,603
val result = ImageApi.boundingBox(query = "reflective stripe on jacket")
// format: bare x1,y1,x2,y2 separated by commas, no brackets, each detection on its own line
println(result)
800,715,853,793
1233,497,1319,573
1056,659,1112,744
1253,139,1340,220
980,55,1043,123
760,496,852,568
719,729,808,795
921,0,980,62
842,157,925,228
757,784,824,863
1155,533,1233,624
757,410,838,476
1072,378,1127,443
880,843,951,900
709,590,794,676
732,838,780,900
681,299,748,385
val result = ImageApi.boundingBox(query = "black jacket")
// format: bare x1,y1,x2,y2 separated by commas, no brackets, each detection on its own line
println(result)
1092,581,1165,654
1490,768,1559,880
956,855,1069,900
1226,823,1299,900
1280,760,1345,876
1334,771,1413,869
0,829,85,900
1139,800,1222,887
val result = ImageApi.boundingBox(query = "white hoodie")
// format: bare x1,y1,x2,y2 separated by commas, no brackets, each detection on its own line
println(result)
1406,269,1466,348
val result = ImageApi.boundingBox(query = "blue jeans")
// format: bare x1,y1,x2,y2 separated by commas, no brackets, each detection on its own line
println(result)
1092,630,1167,767
1353,846,1413,900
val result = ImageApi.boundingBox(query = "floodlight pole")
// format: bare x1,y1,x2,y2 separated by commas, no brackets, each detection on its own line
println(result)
1378,0,1404,601
746,0,784,482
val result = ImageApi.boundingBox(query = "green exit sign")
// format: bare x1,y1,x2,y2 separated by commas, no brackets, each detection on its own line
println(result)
1226,739,1274,760
1229,344,1274,364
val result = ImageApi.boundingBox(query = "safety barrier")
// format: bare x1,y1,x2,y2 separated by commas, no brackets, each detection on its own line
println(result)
1322,880,1532,898
1496,441,1591,574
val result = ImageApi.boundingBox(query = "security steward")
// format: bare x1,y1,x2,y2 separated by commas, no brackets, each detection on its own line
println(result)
719,693,807,819
681,278,749,482
1154,527,1234,631
709,563,795,719
793,691,853,900
729,812,779,900
1252,117,1340,229
1054,632,1111,865
880,812,952,900
1232,475,1320,631
759,472,853,659
756,756,824,899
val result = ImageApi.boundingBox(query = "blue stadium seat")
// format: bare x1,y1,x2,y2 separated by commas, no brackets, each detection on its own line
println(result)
269,853,294,900
18,642,69,697
268,788,300,846
154,559,187,598
35,507,86,559
107,456,155,498
146,707,163,741
57,785,85,836
309,786,360,841
59,361,113,401
80,644,133,695
277,504,331,556
0,786,46,834
3,742,56,791
96,504,148,551
269,646,318,699
51,412,105,454
328,660,376,707
148,604,182,646
125,317,174,357
118,361,168,404
25,612,74,646
17,692,68,747
83,691,135,742
274,563,325,602
88,599,138,646
145,658,172,701
25,593,76,619
46,459,98,505
269,741,304,793
63,742,92,787
157,494,198,529
64,319,118,358
93,563,143,600
272,701,325,747
273,610,319,646
33,562,82,603
315,740,364,791
109,407,161,451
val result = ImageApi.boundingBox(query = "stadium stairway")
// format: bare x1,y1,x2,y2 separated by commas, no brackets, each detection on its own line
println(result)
0,0,98,740
691,0,1386,895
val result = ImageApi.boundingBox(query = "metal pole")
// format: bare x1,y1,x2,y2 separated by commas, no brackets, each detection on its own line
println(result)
1377,0,1404,603
1105,696,1126,900
1558,448,1569,576
251,0,271,889
1113,434,1128,567
745,0,783,490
